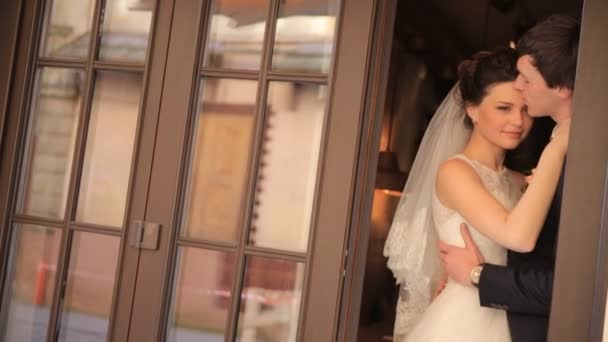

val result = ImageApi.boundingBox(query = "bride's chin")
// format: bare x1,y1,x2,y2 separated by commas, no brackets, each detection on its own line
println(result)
499,141,521,150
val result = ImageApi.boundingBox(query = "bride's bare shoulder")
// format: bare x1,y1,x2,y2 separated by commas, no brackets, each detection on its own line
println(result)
436,158,482,190
435,158,483,207
436,158,479,181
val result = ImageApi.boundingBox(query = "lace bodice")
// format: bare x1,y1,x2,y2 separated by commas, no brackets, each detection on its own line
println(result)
431,154,524,265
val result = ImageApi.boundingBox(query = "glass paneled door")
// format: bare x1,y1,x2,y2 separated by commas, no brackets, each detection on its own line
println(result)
0,0,379,341
125,0,379,340
0,0,172,340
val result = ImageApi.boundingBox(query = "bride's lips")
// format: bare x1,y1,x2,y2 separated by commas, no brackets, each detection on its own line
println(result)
503,131,523,139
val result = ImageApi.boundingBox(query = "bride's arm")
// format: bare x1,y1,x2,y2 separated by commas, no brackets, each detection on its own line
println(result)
435,128,568,252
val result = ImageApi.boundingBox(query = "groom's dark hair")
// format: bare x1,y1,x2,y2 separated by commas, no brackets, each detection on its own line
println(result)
516,14,580,90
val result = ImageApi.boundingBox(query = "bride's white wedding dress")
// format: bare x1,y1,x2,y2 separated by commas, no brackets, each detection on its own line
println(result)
398,154,523,342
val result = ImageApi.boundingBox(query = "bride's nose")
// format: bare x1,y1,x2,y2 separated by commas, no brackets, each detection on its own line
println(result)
510,111,525,127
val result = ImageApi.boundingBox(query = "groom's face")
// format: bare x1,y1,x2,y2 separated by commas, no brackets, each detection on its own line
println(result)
514,55,561,118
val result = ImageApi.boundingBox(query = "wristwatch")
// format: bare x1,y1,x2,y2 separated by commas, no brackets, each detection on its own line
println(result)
470,264,484,287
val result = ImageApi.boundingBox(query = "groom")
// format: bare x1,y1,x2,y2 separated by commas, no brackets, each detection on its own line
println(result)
438,14,580,342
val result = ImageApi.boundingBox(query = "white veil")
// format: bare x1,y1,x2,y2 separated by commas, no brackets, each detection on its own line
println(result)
383,85,472,337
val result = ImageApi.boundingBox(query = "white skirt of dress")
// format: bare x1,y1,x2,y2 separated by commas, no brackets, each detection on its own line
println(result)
401,281,511,342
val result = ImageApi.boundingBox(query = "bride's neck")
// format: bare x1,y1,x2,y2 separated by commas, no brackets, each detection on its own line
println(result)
463,131,506,171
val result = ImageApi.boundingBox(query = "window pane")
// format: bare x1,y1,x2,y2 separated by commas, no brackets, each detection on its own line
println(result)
98,0,154,63
17,67,85,219
236,257,305,342
76,71,142,228
249,82,327,252
166,248,236,342
2,225,62,342
271,0,339,74
202,0,270,70
181,78,258,243
58,232,120,342
40,0,96,59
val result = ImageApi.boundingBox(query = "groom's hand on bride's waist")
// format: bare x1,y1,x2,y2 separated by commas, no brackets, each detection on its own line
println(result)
438,223,485,287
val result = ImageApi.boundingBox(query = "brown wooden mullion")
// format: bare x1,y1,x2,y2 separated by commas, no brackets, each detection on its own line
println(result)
93,60,145,73
69,222,124,237
291,3,348,341
224,0,281,340
175,237,310,263
45,0,106,340
199,68,329,85
243,247,307,264
36,58,86,69
200,68,259,80
154,0,216,339
11,215,64,229
266,72,327,84
177,238,237,253
103,0,167,339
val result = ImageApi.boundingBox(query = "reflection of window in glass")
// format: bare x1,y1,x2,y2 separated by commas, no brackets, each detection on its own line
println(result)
271,0,339,74
249,82,328,253
41,0,96,59
236,257,305,342
58,232,120,342
3,225,62,342
181,78,258,243
202,0,270,70
18,67,84,219
166,248,235,342
98,0,154,63
76,71,142,228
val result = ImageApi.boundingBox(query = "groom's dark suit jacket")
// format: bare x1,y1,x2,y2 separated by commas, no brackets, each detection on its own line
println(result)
478,166,565,342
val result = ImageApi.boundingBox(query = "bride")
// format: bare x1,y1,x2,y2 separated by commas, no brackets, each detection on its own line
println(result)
383,47,568,341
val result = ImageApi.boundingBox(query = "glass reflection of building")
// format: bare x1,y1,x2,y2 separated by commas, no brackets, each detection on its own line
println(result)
15,1,339,341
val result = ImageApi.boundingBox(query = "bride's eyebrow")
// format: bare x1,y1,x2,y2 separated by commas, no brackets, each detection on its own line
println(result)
496,101,514,106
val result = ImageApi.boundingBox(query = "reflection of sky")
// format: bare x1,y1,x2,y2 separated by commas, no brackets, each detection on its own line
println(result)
276,16,336,40
211,15,335,42
46,15,335,74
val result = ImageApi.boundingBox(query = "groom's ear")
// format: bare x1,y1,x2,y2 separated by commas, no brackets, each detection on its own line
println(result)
556,86,573,99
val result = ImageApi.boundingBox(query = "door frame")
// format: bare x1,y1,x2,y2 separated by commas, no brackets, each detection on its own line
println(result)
0,0,23,156
338,0,608,341
0,0,37,313
549,0,608,340
0,0,22,275
335,0,397,341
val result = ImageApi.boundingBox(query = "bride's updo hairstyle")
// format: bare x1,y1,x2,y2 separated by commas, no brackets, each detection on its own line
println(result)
457,47,519,128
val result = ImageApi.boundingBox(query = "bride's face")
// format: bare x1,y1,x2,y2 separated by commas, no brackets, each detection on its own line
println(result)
466,81,533,150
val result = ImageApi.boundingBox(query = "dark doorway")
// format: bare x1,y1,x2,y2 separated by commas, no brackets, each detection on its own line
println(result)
356,1,583,340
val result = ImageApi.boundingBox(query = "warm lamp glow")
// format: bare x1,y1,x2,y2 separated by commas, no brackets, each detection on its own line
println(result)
382,189,403,197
